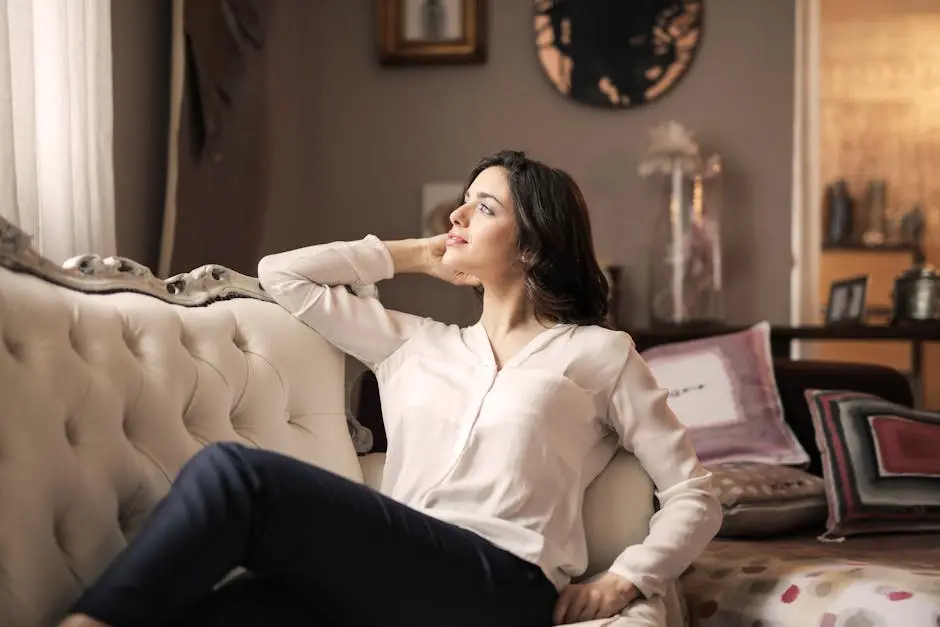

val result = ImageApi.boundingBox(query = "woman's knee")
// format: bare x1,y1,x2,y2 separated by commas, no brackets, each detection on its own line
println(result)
177,441,255,486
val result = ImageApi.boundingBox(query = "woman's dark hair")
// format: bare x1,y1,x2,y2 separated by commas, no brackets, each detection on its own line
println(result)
462,149,610,327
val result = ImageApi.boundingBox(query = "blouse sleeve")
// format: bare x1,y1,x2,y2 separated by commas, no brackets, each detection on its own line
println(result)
604,337,723,600
257,235,430,371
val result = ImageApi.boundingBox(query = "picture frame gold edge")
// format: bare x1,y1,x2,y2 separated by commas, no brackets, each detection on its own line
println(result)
377,0,488,67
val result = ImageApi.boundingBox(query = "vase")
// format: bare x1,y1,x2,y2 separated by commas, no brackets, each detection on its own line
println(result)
647,158,723,327
824,179,854,245
861,179,886,246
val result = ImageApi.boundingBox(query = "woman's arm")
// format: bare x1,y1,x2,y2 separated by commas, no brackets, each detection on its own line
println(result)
603,337,723,600
257,235,433,371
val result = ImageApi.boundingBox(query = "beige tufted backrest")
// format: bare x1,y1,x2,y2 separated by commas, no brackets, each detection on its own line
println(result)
0,219,663,626
0,231,362,626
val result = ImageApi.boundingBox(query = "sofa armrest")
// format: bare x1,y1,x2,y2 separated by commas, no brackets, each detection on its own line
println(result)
773,358,913,475
0,216,362,625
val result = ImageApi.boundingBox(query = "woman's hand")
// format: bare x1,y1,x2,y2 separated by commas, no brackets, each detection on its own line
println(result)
553,572,639,624
383,236,479,286
421,234,481,287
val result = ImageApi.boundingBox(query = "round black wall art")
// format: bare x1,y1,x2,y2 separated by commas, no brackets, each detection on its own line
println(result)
534,0,704,109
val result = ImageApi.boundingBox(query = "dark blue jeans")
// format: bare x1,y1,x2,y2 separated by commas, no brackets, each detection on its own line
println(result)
71,442,558,627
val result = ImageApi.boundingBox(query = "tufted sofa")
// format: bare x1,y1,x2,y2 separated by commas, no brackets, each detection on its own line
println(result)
0,216,673,627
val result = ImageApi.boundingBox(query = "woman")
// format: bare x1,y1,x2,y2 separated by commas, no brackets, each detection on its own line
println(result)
62,150,721,627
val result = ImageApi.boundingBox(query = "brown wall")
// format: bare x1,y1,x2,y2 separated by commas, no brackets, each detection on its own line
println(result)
260,0,796,328
111,0,171,270
111,1,796,329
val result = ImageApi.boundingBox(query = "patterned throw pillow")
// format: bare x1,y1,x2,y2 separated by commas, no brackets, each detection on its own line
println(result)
806,389,940,541
708,462,828,537
641,322,809,466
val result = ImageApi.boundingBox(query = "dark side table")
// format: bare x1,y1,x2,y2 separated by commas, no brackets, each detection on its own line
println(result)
625,323,940,409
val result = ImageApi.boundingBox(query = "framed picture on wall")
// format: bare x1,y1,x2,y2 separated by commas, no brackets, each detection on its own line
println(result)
377,0,487,66
825,275,868,325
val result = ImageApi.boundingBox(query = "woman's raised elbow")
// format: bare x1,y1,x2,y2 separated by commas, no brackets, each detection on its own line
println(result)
257,254,287,292
256,253,276,279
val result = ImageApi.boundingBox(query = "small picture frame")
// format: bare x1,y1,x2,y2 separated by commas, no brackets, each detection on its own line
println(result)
825,275,868,325
377,0,487,66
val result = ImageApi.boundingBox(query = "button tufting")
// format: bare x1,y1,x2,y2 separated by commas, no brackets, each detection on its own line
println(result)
64,418,78,446
52,518,63,550
123,326,141,358
117,509,130,538
52,511,68,558
2,334,20,359
68,326,84,359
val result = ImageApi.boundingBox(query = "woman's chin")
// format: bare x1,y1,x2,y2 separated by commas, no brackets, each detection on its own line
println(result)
441,254,475,276
441,248,463,266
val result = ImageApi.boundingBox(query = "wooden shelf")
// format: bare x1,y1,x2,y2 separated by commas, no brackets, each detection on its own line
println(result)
627,323,940,347
822,241,924,263
822,241,920,253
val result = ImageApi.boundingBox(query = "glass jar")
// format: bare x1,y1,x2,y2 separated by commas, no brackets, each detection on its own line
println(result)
647,157,723,327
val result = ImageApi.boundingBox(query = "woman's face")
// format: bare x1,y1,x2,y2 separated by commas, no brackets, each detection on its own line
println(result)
442,166,520,283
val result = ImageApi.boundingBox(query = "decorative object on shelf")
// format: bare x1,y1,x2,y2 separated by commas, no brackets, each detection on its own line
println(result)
421,182,464,236
825,275,868,325
639,120,723,327
378,0,487,66
533,0,704,109
891,265,940,324
823,179,855,245
899,204,926,248
861,179,887,246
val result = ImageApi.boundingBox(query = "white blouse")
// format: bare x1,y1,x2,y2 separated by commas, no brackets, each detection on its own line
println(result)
257,235,722,598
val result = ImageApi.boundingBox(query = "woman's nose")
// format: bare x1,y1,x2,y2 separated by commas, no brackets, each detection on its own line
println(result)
450,202,470,226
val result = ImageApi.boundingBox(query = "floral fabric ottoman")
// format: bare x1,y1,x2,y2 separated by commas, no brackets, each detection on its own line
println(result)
681,535,940,627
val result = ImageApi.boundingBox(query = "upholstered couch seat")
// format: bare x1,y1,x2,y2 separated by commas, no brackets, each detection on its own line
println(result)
0,217,662,627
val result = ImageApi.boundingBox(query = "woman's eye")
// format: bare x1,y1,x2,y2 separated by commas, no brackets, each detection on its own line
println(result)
478,203,493,215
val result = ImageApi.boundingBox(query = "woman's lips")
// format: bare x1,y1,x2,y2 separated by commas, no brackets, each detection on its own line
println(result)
446,233,467,245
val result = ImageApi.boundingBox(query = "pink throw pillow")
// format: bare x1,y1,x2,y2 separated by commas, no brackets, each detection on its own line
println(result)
640,322,809,466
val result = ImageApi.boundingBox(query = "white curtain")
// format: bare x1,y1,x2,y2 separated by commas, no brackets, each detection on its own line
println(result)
0,0,115,262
